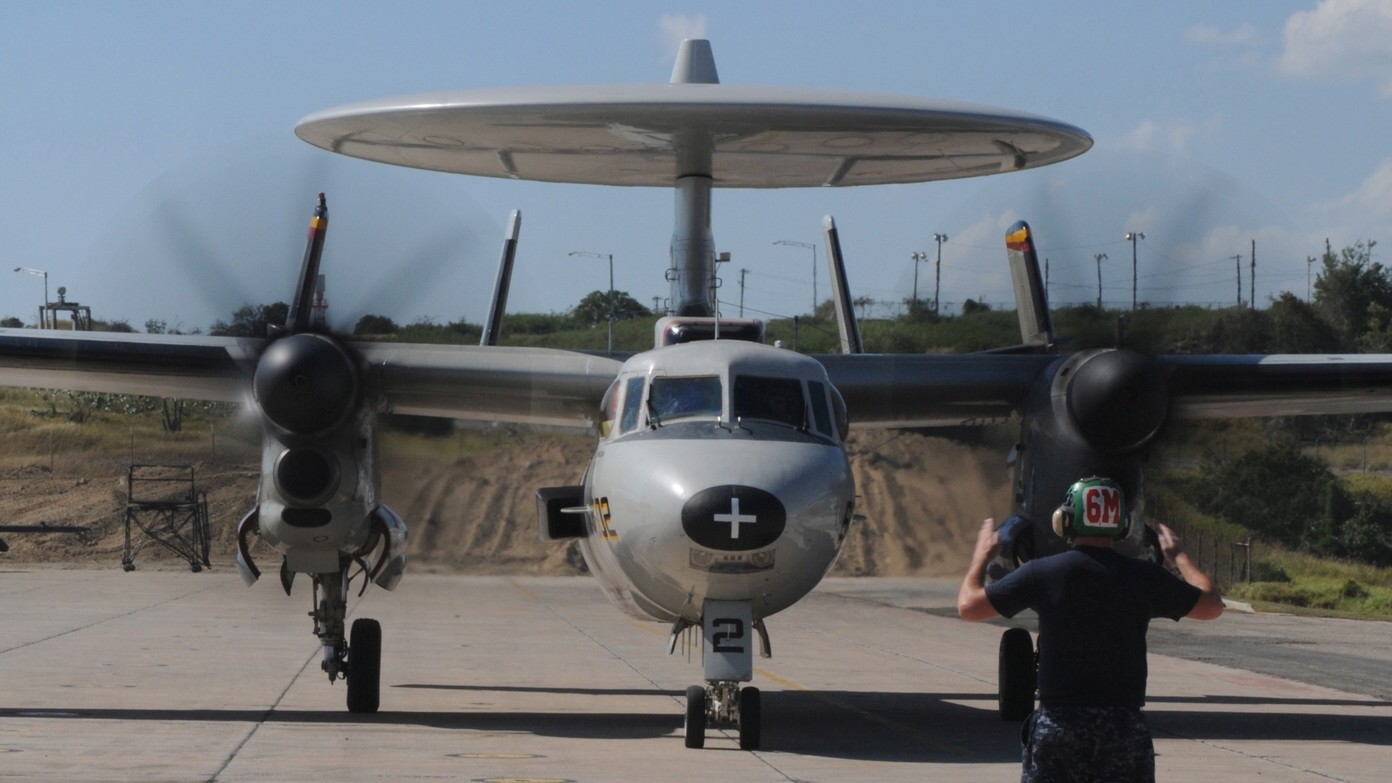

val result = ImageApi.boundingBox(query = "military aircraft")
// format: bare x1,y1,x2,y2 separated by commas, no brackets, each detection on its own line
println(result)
4,39,1392,750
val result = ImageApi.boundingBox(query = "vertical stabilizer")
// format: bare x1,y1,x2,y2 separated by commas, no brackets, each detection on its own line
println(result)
481,210,521,347
823,216,864,354
285,193,329,335
671,39,720,84
1005,221,1054,350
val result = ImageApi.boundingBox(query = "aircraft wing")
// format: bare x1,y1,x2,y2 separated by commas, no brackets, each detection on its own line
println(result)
1160,354,1392,418
816,352,1055,428
817,351,1392,430
0,329,620,428
0,329,259,402
354,342,620,426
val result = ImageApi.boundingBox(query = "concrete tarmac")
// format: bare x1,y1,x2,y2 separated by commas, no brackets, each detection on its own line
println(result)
1,568,1388,782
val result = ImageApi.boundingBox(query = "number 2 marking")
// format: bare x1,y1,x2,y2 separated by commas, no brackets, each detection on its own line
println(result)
711,618,745,653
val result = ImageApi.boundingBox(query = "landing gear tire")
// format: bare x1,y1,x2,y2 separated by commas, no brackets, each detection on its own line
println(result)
346,617,382,714
684,685,707,749
998,626,1036,721
738,686,761,750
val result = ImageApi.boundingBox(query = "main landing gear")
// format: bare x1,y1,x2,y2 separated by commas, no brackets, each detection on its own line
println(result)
998,626,1037,721
310,564,382,713
677,599,768,750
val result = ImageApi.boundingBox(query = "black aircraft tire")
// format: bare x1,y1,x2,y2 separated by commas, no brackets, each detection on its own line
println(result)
684,685,707,749
346,617,382,714
998,626,1036,721
738,686,762,750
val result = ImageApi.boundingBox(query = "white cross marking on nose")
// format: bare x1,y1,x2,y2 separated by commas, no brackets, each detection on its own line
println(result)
713,497,758,539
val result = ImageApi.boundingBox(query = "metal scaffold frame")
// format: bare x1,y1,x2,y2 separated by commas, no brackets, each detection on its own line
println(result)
122,464,211,572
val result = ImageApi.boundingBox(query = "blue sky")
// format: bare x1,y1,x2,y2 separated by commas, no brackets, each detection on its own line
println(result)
3,1,1391,332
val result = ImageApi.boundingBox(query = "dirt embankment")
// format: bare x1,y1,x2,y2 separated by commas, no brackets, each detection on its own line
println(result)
1,431,1009,578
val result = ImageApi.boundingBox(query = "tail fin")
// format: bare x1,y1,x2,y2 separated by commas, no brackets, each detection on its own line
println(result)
284,193,329,335
822,216,864,354
480,210,521,347
1005,221,1054,350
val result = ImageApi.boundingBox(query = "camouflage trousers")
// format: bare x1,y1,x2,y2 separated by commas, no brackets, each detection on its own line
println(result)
1021,706,1154,783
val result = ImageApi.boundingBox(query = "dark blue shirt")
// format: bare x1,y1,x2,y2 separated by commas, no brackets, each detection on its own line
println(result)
985,545,1201,708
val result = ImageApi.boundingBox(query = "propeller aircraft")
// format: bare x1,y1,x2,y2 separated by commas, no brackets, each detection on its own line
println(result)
5,39,1392,750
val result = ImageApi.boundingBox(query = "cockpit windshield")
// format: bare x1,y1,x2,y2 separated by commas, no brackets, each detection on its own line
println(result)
734,375,805,428
648,376,722,422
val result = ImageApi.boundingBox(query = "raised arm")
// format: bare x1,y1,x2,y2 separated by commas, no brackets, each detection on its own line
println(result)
957,519,1002,621
1158,524,1225,620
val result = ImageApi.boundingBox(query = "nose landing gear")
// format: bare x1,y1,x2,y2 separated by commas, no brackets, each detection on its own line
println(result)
684,681,761,749
310,565,383,713
680,599,764,749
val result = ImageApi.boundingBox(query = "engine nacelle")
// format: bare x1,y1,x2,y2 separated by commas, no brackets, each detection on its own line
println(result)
1007,349,1168,562
241,332,392,580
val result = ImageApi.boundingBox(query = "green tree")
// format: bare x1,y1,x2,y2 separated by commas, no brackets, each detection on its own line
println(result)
210,302,290,337
1191,440,1335,551
572,290,649,327
353,314,400,335
1267,293,1339,353
1313,239,1387,350
1204,307,1270,353
1,316,23,328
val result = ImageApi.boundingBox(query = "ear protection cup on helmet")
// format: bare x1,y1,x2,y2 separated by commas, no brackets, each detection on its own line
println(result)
1052,496,1073,538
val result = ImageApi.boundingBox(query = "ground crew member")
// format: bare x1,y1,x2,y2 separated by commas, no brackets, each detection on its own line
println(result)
957,477,1225,782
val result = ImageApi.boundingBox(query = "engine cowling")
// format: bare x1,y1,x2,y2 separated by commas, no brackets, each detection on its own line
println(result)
1056,348,1168,454
253,333,360,436
1006,349,1169,563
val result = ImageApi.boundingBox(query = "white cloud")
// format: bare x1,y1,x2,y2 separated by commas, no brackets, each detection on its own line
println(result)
1278,0,1392,97
658,14,710,59
1118,119,1199,155
1184,22,1260,46
1309,156,1392,242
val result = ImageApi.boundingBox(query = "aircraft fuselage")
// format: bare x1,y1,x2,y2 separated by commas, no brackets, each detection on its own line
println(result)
577,340,855,625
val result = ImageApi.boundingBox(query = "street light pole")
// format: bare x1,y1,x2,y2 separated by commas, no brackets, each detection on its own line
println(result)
1094,253,1108,310
569,251,614,355
1125,231,1145,310
910,251,927,307
932,233,948,315
773,240,817,315
13,267,49,328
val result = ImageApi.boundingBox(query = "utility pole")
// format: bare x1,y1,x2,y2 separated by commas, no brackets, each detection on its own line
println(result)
1250,239,1256,311
1307,256,1316,302
1232,255,1242,308
738,268,749,317
1125,231,1145,310
933,233,948,315
1094,253,1108,310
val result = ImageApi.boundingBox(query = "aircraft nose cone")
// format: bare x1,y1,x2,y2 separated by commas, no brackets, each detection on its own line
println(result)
681,485,786,551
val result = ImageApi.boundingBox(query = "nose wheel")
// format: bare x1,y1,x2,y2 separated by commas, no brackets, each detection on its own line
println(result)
684,681,761,750
310,568,384,713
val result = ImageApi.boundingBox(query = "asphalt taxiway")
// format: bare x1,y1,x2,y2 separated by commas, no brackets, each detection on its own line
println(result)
2,568,1388,782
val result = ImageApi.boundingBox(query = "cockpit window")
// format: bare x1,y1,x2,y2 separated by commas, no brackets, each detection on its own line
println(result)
808,380,833,436
619,376,645,433
733,375,805,428
649,376,722,422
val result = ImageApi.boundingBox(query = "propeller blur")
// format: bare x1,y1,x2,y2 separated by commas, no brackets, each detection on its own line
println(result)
3,39,1392,749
